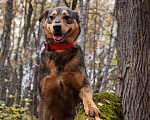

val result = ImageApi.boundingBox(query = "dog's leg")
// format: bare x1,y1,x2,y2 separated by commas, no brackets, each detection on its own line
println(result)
43,102,51,120
79,86,100,116
40,76,59,120
39,100,51,120
42,75,59,105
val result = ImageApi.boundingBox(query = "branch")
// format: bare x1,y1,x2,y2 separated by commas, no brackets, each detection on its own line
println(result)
72,0,77,10
63,0,69,7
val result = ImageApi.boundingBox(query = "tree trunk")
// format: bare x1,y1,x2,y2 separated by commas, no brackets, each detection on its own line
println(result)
79,0,89,51
115,0,150,119
0,0,13,61
23,0,33,48
92,0,98,92
33,55,39,118
63,0,77,10
16,65,23,104
0,0,13,101
71,0,77,10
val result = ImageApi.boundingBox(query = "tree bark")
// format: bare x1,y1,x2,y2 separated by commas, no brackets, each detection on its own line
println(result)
92,0,98,92
115,0,150,119
0,0,13,101
16,65,23,104
63,0,77,10
23,0,33,48
0,0,13,61
71,0,77,10
79,0,89,51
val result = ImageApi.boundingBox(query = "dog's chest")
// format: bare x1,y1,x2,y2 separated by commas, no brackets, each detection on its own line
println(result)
42,49,83,101
42,57,84,99
43,70,83,92
46,49,78,72
41,71,83,104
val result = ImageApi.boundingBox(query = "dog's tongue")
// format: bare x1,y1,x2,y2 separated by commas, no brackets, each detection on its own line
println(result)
53,34,63,41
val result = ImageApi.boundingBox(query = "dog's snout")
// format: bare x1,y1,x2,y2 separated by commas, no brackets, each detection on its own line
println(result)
53,24,61,32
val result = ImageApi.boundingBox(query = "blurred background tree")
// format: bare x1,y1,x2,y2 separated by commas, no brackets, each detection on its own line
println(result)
0,0,117,119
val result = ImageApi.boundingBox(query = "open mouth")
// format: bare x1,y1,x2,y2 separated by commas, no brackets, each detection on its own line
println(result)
53,29,71,41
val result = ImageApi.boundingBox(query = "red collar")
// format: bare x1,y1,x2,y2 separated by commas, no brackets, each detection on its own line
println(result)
44,41,75,50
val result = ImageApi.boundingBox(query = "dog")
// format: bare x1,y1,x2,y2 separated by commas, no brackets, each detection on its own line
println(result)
38,6,100,120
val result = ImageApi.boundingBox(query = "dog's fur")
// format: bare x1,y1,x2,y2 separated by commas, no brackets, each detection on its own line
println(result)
38,6,100,120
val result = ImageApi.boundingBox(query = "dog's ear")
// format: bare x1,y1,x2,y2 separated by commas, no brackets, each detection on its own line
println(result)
39,10,49,22
75,12,80,24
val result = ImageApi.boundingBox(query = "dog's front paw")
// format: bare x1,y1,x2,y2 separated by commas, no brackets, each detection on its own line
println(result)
85,105,100,116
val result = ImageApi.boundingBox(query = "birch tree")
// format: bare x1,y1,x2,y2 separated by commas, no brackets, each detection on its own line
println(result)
79,0,89,51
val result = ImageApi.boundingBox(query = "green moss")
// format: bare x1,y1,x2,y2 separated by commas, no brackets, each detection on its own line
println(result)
75,92,124,120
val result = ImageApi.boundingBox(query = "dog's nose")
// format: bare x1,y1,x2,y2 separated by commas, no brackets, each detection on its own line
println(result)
53,24,61,32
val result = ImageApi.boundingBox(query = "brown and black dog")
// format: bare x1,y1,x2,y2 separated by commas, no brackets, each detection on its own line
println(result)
38,6,100,120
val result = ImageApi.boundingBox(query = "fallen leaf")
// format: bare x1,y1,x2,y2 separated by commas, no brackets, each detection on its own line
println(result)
98,103,103,106
105,100,110,104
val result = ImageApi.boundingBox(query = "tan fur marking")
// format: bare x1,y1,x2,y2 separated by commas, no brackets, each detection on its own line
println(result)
46,59,57,75
42,75,59,105
60,19,79,43
44,20,53,38
63,72,84,90
80,87,100,116
62,10,68,15
51,10,57,16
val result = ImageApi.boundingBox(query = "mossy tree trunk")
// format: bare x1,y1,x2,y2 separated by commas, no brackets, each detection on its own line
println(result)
115,0,150,119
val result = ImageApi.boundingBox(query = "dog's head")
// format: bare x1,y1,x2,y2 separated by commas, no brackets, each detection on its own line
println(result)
39,6,80,44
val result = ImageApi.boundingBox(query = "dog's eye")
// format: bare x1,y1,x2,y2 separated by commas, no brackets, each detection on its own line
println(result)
64,15,71,20
49,16,54,20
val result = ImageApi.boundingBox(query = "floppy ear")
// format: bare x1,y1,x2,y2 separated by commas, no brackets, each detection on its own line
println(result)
75,12,80,24
39,10,49,22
